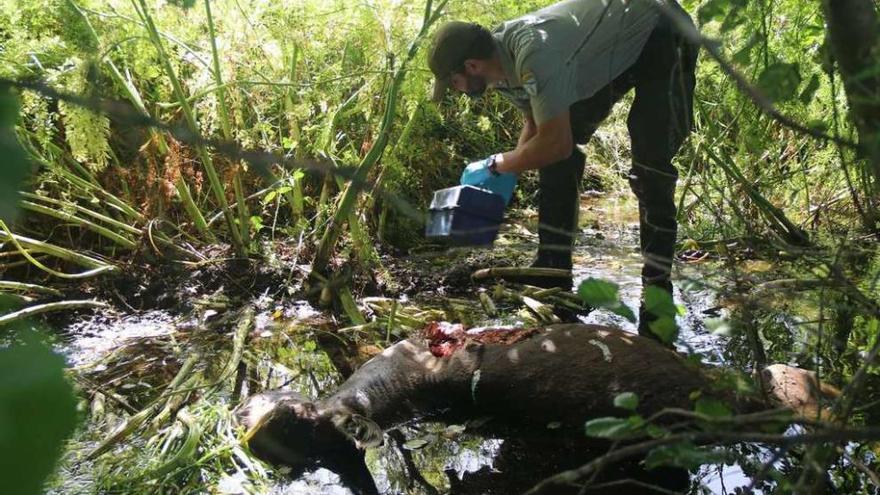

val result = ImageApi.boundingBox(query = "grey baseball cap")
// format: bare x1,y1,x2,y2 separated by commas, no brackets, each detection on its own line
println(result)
427,21,485,101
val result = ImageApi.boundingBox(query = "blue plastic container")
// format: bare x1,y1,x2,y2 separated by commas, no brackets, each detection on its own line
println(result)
425,185,505,246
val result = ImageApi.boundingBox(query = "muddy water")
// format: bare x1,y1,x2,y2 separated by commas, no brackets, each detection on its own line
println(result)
58,191,755,494
572,223,729,364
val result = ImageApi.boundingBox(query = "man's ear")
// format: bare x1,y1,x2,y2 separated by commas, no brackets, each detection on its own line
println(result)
463,58,482,75
331,413,383,449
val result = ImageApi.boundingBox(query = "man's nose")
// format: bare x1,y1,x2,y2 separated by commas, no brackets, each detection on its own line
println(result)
450,74,467,92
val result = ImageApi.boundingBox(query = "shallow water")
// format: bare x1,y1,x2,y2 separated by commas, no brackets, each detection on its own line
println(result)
57,192,762,495
60,309,177,367
572,223,730,365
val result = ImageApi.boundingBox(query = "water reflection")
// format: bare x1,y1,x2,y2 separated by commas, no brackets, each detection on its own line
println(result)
369,430,691,495
572,225,729,365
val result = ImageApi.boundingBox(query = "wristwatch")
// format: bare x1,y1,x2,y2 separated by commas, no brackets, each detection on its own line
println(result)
488,154,501,176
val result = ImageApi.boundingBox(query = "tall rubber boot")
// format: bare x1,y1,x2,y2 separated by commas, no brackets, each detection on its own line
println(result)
630,168,678,343
519,148,586,289
626,20,697,343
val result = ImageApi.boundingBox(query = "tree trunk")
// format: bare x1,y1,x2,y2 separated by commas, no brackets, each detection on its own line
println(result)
821,0,880,189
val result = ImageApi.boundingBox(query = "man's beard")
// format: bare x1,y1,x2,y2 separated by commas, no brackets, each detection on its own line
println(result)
464,74,487,98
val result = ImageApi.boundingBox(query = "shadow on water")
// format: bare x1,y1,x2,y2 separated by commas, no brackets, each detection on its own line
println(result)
264,428,692,495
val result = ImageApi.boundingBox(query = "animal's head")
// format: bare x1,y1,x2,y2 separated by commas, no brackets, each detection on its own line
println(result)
760,364,841,422
234,390,382,495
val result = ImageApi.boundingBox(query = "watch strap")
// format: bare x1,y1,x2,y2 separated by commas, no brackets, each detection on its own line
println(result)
488,155,501,176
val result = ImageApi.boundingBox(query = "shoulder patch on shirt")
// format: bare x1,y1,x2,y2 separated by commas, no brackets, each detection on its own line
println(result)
521,71,537,96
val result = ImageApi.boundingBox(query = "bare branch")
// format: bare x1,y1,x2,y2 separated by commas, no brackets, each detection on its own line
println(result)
526,426,880,495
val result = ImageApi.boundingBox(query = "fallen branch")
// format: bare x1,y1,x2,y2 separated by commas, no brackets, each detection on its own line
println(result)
525,426,880,495
472,267,571,281
87,353,200,460
215,307,254,388
19,200,137,249
70,374,137,415
0,280,63,297
478,291,497,317
0,299,108,327
754,278,838,291
0,221,117,276
125,407,202,483
522,296,561,324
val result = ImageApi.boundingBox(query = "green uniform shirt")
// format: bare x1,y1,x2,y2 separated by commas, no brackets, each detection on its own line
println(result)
492,0,659,125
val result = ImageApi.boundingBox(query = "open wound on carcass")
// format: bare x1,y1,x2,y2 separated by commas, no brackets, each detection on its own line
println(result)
421,322,543,357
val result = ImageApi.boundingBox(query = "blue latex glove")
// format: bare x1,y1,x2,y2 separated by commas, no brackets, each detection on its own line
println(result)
460,157,517,205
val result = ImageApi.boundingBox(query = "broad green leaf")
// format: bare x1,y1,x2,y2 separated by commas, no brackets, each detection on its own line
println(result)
644,286,677,318
806,119,829,132
614,392,639,411
584,417,631,439
584,415,643,439
577,279,636,322
710,369,757,396
249,215,264,232
0,90,18,127
645,442,725,470
757,63,802,103
403,435,433,450
646,424,668,439
695,397,732,419
442,424,466,438
577,278,619,307
648,316,678,345
610,302,637,323
644,287,678,343
0,327,78,495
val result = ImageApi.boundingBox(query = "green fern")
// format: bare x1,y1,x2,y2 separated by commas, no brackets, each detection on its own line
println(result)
57,58,111,172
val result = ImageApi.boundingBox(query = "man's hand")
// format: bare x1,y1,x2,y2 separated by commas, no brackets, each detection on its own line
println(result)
460,157,493,185
460,156,517,205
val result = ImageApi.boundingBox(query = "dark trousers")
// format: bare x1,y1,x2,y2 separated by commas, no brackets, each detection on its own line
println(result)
536,16,698,335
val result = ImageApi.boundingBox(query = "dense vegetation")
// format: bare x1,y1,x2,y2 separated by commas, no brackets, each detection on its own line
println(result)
0,0,878,493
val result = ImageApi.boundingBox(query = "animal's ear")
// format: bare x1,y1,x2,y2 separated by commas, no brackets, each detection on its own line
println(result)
332,413,383,449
